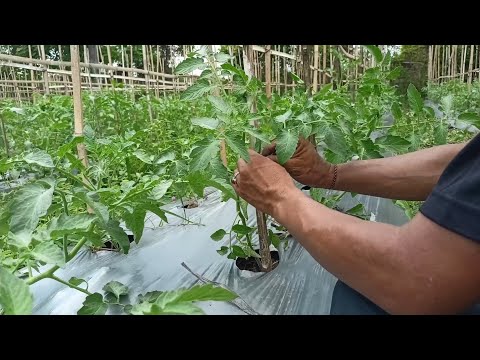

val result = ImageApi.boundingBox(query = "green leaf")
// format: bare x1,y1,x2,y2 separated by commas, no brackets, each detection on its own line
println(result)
150,180,173,201
8,178,55,247
31,242,65,266
124,209,146,243
0,266,33,315
49,213,96,238
335,104,357,120
211,229,227,241
440,94,453,115
224,133,250,162
243,246,261,258
103,281,129,300
221,63,248,82
156,151,175,165
69,277,88,288
58,136,85,157
458,112,480,128
299,123,313,139
376,135,411,154
407,84,424,115
391,102,402,121
141,204,168,223
217,246,229,255
207,95,232,114
345,203,365,217
133,149,153,164
321,125,348,159
191,117,219,130
24,149,54,168
314,83,333,98
189,139,220,172
434,122,448,145
174,57,205,75
276,130,299,165
275,109,292,123
232,245,246,258
364,45,383,63
424,106,435,118
148,302,204,315
244,128,271,145
360,139,382,159
77,293,108,315
290,72,303,84
186,172,236,202
215,52,232,63
137,291,163,303
175,284,237,303
231,224,254,235
180,80,213,101
129,301,154,315
74,191,109,224
386,66,402,80
268,229,280,249
105,220,131,254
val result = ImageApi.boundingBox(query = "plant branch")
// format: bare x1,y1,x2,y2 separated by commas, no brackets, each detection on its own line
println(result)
49,274,91,295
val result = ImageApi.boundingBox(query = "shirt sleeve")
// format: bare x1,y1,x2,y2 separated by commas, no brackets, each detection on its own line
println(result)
420,134,480,243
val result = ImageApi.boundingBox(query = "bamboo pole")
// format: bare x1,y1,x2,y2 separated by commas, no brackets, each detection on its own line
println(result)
283,45,287,93
462,45,467,82
0,114,10,158
468,45,474,86
107,45,113,86
313,45,319,93
40,45,49,94
243,44,272,273
142,45,153,121
27,45,36,100
265,45,272,101
70,45,89,168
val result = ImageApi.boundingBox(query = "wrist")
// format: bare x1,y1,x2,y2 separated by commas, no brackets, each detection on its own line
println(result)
314,162,337,189
271,186,305,223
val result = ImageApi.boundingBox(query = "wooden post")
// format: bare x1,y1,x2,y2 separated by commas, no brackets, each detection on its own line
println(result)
313,45,319,93
0,114,10,158
265,45,272,101
40,45,50,95
27,45,37,101
468,45,474,87
243,44,272,273
142,45,154,121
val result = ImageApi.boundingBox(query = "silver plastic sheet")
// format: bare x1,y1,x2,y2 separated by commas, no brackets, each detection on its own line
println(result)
30,187,409,315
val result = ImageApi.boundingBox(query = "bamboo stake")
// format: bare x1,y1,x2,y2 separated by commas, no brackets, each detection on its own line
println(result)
40,45,49,95
142,45,153,121
283,45,287,93
313,45,319,93
130,45,135,100
0,114,10,158
468,45,474,86
276,46,281,93
265,45,272,101
243,44,272,273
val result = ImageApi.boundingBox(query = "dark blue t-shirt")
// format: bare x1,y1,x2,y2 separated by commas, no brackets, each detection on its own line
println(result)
330,134,480,315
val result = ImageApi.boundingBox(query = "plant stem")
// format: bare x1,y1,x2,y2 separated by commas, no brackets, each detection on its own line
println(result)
49,274,91,295
56,167,95,191
57,190,70,262
236,196,252,247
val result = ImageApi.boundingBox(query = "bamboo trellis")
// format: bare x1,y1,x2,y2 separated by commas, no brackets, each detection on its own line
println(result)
0,45,380,103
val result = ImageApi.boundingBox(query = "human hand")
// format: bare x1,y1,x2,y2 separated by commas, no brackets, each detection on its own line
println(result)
262,137,334,188
231,149,301,217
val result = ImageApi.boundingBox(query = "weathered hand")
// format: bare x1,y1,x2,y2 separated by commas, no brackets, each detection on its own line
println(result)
231,149,300,217
262,137,334,188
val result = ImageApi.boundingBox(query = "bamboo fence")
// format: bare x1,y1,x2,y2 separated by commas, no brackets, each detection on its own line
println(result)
0,45,380,103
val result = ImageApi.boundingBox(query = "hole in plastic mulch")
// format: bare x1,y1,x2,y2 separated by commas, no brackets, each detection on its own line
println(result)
235,250,280,273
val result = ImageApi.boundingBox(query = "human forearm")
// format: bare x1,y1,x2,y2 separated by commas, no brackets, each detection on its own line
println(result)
318,143,466,201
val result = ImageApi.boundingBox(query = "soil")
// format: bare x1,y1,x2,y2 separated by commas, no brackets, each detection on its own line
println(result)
102,234,135,250
235,249,280,273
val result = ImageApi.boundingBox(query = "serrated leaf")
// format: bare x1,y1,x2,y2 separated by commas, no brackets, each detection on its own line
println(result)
387,66,402,80
174,57,205,75
175,284,237,303
8,178,55,248
149,302,205,315
346,203,365,217
391,103,402,121
150,180,173,201
77,293,108,315
440,95,453,115
124,209,146,243
31,242,65,266
335,104,357,120
275,109,292,123
290,72,303,84
232,224,254,235
133,149,153,164
407,84,424,115
215,52,232,63
58,136,85,157
141,204,168,223
244,128,271,145
108,220,131,253
180,80,213,101
103,281,129,300
268,229,280,249
0,266,33,315
276,130,299,165
299,123,313,139
364,45,383,63
221,63,248,82
224,133,250,162
138,291,163,303
207,95,232,114
75,192,109,225
434,122,447,145
69,277,87,288
186,172,236,202
321,124,348,159
376,135,411,154
424,106,435,118
190,139,220,172
49,213,96,238
458,112,480,128
156,151,175,165
24,149,54,168
191,117,219,130
217,246,229,255
211,229,227,241
314,83,333,98
360,139,382,159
